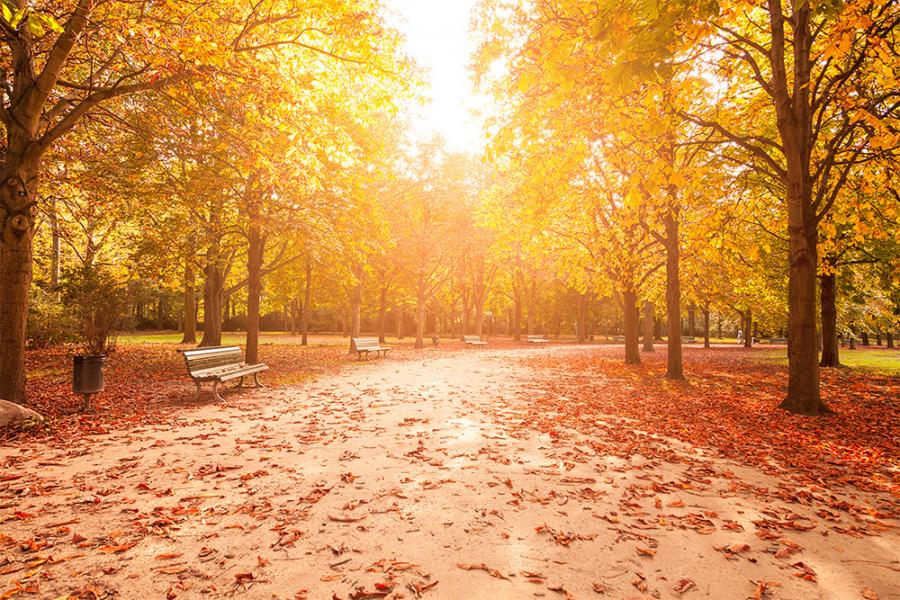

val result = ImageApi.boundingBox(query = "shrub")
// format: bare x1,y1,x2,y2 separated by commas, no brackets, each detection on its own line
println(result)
27,290,77,348
61,266,132,355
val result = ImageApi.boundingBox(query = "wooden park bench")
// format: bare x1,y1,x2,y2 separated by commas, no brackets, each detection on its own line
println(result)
611,335,626,342
526,335,550,343
463,335,488,346
350,337,391,360
180,346,268,402
764,337,788,344
681,336,696,343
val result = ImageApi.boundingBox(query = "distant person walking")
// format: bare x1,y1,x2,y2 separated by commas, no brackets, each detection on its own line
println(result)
737,329,744,344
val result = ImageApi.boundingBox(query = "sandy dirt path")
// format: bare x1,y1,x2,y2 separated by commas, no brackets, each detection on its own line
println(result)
1,347,897,599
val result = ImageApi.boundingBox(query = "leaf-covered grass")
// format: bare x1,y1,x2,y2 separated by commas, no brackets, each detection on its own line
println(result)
755,346,900,376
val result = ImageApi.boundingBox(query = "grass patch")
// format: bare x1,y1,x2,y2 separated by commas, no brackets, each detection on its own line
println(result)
755,346,900,376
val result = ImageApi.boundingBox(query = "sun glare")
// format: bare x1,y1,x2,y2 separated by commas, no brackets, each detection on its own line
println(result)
386,0,489,153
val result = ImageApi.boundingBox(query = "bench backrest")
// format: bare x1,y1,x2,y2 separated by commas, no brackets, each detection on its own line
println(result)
351,337,380,351
463,335,483,342
182,346,244,374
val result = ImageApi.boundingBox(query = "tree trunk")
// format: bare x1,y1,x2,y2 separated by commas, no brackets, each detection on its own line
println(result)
301,259,311,346
623,290,641,365
512,279,522,341
0,163,39,404
49,197,60,296
664,212,684,379
349,265,363,353
642,300,654,352
378,285,388,343
861,331,869,346
688,303,696,338
819,272,839,367
199,251,225,346
245,217,265,364
181,261,197,344
743,310,753,348
886,332,894,348
415,283,426,349
396,307,404,340
702,307,710,349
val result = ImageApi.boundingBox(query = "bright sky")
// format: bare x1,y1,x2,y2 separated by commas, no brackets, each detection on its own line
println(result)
386,0,488,154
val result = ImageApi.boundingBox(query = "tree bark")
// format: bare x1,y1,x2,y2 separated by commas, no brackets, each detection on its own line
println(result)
664,212,684,379
512,277,522,341
887,332,894,349
377,285,388,343
415,281,426,349
623,290,641,365
743,310,753,348
642,300,654,352
819,272,840,367
702,306,711,349
199,238,225,347
0,163,39,404
688,303,696,338
49,197,60,296
181,261,197,344
301,259,311,346
245,216,265,364
349,264,363,353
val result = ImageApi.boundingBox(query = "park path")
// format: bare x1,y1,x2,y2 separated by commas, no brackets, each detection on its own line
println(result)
1,347,897,599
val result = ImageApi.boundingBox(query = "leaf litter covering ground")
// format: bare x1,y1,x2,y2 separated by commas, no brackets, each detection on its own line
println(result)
0,345,896,599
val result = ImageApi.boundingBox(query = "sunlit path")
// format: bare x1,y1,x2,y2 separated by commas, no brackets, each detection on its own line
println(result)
2,348,896,599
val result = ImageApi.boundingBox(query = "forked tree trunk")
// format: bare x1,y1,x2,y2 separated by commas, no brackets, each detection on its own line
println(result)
245,217,265,364
181,261,197,344
819,272,839,367
642,300,654,352
0,163,39,404
300,260,311,346
623,290,641,365
199,243,225,347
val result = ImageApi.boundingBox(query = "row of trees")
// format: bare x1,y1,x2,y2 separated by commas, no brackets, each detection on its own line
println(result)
471,0,899,414
2,0,897,418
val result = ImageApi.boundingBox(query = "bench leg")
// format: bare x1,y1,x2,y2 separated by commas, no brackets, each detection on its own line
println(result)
194,381,202,401
252,372,265,388
234,376,245,388
212,380,225,402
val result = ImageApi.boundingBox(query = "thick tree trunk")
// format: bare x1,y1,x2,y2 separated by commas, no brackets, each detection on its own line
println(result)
886,332,894,348
199,253,225,347
702,307,710,349
181,261,197,344
301,260,311,346
861,331,869,346
664,213,684,379
642,300,654,352
245,220,264,364
819,272,839,367
623,290,641,365
0,164,39,404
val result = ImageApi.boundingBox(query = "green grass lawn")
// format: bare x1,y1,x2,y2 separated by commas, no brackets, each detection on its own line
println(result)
755,346,900,376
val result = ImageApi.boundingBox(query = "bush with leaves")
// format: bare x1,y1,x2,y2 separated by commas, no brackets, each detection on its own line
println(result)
61,267,132,355
26,290,77,348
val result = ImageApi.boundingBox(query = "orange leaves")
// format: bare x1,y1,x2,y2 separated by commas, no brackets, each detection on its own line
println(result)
535,524,597,546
